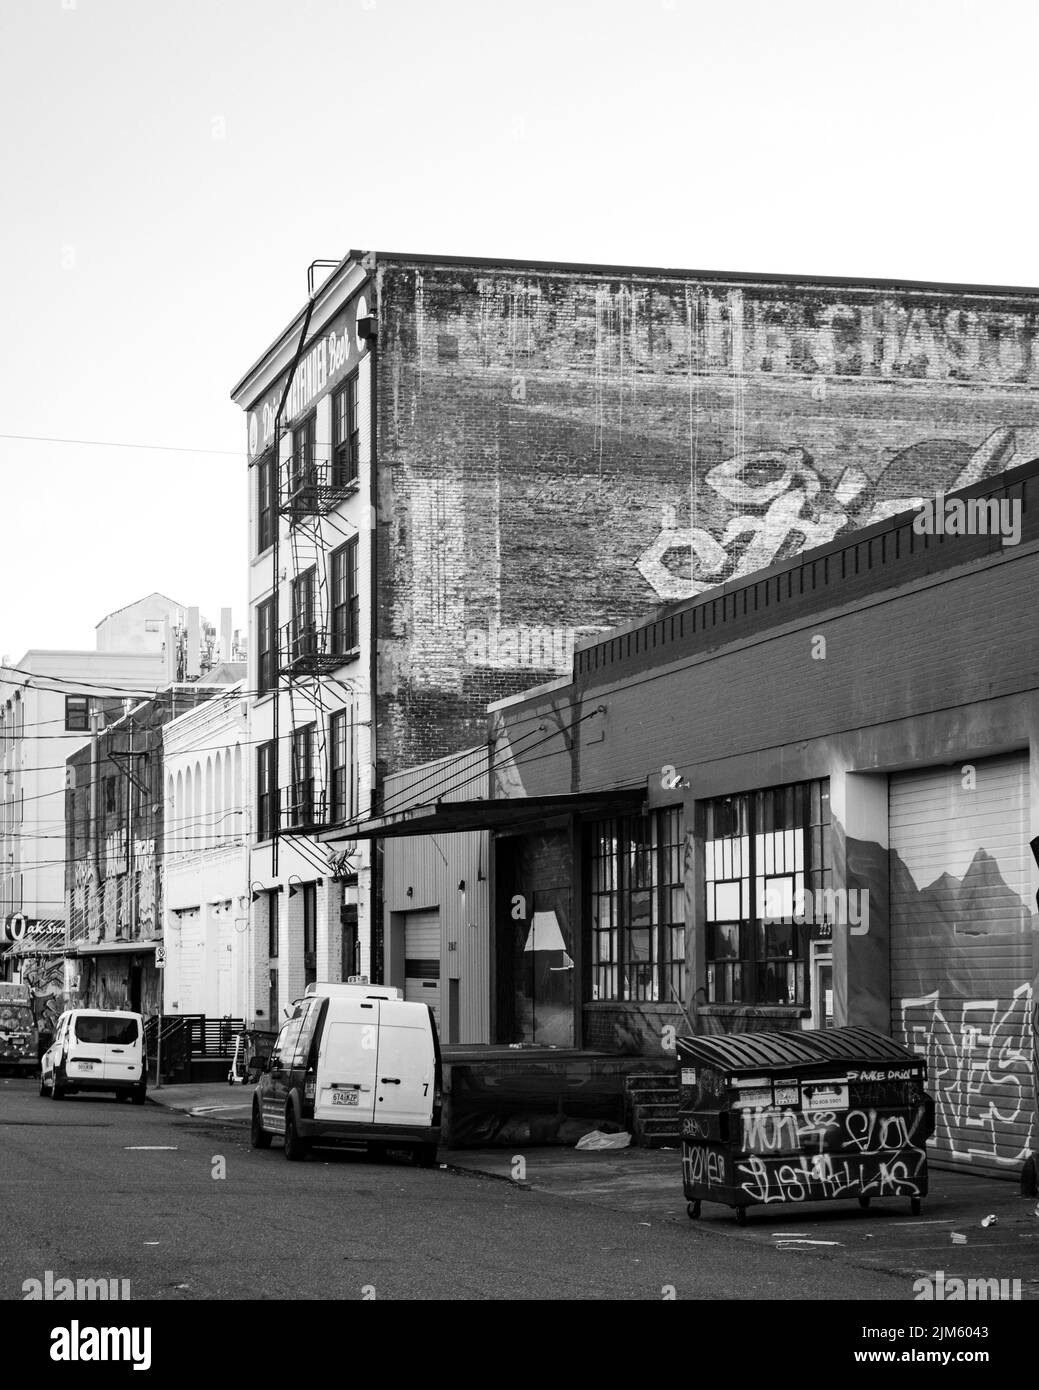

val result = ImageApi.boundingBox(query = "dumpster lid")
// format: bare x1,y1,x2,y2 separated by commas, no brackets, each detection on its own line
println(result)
675,1026,923,1075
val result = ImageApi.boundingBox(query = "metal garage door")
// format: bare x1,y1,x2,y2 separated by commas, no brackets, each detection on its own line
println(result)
889,753,1035,1176
404,910,440,1024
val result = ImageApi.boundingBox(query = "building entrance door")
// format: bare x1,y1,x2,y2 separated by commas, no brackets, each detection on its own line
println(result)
518,887,573,1047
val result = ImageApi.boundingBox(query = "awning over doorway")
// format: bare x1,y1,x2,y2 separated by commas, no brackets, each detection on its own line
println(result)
66,941,158,957
322,788,646,841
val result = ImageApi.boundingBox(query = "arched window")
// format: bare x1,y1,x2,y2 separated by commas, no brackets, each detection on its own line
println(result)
183,767,192,855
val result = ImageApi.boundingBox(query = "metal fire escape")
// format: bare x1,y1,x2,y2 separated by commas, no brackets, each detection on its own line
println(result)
270,261,364,879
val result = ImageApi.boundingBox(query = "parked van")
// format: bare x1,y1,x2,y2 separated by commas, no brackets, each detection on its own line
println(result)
251,982,442,1164
40,1009,147,1104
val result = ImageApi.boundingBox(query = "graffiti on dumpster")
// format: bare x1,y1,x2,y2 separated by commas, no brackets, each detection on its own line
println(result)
738,1105,925,1158
735,1150,925,1204
683,1145,727,1188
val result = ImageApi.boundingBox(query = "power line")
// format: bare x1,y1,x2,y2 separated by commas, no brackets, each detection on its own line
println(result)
0,433,244,457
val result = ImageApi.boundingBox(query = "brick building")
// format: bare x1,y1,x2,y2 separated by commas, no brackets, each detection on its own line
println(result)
232,251,1039,1018
362,460,1039,1172
64,674,242,1017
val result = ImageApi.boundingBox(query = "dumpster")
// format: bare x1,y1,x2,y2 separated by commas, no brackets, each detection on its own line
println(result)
677,1026,934,1224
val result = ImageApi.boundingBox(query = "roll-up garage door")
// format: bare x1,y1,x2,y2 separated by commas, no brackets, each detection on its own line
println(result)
404,910,440,1023
889,753,1034,1176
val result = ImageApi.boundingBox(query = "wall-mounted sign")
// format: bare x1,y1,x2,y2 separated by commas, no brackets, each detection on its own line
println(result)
247,298,366,459
3,914,28,942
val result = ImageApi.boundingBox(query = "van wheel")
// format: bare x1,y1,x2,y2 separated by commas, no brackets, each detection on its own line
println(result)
414,1144,438,1168
251,1103,272,1150
39,1076,48,1097
51,1071,66,1101
131,1085,146,1106
283,1108,309,1161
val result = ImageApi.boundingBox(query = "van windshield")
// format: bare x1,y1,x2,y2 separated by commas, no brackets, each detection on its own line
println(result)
0,1005,35,1032
75,1016,139,1045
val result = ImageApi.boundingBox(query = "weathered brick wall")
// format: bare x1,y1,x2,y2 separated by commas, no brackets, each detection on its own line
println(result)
374,257,1039,777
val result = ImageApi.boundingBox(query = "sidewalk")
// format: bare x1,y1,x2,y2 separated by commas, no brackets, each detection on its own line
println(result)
150,1081,1039,1294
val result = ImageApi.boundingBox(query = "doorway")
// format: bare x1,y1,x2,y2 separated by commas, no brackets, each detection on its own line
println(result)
518,886,574,1047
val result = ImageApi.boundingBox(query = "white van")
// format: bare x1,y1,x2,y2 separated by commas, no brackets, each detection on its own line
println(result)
250,982,442,1164
40,1009,147,1104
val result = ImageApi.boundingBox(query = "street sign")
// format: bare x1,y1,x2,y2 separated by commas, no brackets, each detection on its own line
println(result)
154,943,166,970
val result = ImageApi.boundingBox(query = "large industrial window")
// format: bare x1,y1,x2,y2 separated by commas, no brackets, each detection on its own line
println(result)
256,598,276,695
329,708,356,824
256,449,276,553
704,778,830,1007
332,372,359,488
588,807,684,1004
256,741,278,842
290,724,315,827
330,539,359,656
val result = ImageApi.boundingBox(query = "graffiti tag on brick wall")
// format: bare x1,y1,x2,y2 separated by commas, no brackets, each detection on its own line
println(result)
897,985,1035,1167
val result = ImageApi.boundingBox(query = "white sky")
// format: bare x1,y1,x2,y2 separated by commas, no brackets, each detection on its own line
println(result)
2,0,1036,663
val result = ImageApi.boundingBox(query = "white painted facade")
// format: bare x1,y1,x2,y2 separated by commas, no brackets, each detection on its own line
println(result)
162,683,252,1021
95,593,186,653
233,259,375,1011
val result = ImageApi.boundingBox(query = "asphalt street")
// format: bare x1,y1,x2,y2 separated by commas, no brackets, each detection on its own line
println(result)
1,1076,912,1302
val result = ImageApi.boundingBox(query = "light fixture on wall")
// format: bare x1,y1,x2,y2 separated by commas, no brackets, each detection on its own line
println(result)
288,874,303,898
457,879,466,893
250,880,266,903
406,887,413,899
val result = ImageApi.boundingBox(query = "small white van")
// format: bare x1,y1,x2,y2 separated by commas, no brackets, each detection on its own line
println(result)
251,982,442,1164
40,1009,147,1104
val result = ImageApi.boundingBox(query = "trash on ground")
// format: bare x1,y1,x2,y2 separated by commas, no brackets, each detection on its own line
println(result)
951,1232,967,1244
575,1129,631,1151
981,1214,998,1228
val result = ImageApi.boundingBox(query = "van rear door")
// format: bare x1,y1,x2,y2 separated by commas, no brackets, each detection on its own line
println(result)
103,1015,142,1082
374,1001,435,1128
313,998,379,1124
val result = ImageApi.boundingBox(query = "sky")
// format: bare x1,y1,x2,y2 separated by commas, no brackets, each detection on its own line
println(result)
1,0,1036,662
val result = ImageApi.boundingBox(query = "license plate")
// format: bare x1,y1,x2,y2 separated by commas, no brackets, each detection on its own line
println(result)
78,1061,95,1071
332,1090,359,1106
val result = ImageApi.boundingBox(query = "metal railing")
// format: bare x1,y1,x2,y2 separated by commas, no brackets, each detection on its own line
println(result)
279,458,360,517
278,622,355,675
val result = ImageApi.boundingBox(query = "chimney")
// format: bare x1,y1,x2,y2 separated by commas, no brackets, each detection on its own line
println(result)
163,618,176,685
186,608,201,680
220,608,232,666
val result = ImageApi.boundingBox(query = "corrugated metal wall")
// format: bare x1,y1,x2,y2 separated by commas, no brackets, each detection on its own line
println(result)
383,746,491,1043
